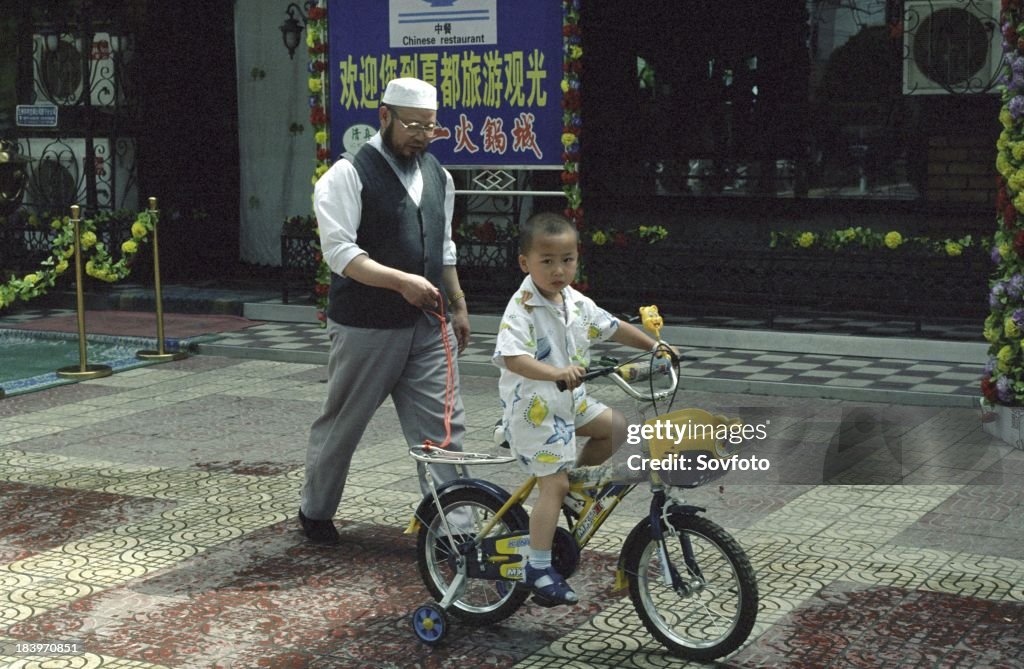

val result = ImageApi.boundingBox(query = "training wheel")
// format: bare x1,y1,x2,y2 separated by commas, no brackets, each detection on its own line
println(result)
411,603,448,645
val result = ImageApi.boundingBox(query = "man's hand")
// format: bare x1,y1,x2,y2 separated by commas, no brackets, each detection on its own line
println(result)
398,273,441,310
450,306,470,354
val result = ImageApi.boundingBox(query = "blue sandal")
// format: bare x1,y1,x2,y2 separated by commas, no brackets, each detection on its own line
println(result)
524,563,579,606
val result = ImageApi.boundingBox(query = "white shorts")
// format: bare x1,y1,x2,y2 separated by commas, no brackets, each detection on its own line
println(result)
504,385,609,477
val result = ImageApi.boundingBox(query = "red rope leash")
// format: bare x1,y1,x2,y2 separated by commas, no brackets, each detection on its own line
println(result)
422,298,456,451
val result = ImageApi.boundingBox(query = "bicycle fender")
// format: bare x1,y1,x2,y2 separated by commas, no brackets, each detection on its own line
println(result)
406,478,516,533
613,505,705,590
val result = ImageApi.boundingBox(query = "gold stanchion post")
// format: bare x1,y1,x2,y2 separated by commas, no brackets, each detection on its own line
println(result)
56,205,113,380
137,197,186,361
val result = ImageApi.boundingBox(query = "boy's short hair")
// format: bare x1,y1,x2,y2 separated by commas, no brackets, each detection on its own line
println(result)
519,212,577,254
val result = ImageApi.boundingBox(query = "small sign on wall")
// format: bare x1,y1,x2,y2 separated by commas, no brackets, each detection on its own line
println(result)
388,0,497,48
16,104,58,128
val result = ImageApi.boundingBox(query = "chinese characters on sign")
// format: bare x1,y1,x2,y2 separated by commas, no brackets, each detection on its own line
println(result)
328,0,561,166
389,0,497,48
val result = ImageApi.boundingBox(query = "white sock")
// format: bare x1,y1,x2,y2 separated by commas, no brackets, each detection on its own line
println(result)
528,548,552,570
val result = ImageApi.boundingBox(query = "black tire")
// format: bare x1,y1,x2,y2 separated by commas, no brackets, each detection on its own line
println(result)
623,513,758,661
416,486,531,625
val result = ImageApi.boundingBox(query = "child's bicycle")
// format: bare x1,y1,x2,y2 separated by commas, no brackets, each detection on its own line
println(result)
404,306,758,661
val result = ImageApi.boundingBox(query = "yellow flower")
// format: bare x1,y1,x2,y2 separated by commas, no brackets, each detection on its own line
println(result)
50,217,64,229
591,230,608,245
121,240,138,255
797,232,815,248
1013,143,1024,162
998,153,1014,179
561,132,577,148
1001,107,1014,129
308,78,322,93
883,231,902,249
944,241,962,257
80,231,97,249
560,79,569,93
131,221,148,239
85,260,96,276
997,344,1015,372
985,325,1002,343
1009,170,1024,193
1014,191,1024,212
314,164,328,179
1000,242,1012,259
569,45,583,60
998,131,1011,151
1006,316,1021,339
22,273,39,286
839,227,856,242
314,130,327,145
63,246,75,258
55,260,68,275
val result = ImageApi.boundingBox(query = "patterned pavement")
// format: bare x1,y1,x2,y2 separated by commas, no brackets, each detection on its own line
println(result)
198,321,984,407
1,303,1020,668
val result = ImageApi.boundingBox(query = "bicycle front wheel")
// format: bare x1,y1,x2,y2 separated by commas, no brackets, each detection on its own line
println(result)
623,513,758,661
416,486,531,625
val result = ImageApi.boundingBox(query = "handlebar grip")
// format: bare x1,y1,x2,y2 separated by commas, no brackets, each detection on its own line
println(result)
556,366,616,391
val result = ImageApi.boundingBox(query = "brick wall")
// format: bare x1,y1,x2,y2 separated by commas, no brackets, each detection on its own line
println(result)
925,134,996,206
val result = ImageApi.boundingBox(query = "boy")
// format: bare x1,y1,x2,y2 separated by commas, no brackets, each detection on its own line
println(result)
492,212,662,605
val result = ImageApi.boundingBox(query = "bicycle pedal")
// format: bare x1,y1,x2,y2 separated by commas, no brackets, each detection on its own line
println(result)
492,420,509,448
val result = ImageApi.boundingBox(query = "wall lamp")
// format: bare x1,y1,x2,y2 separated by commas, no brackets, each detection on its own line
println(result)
279,2,311,59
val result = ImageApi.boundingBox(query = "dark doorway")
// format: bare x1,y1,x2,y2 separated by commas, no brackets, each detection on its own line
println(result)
135,0,240,280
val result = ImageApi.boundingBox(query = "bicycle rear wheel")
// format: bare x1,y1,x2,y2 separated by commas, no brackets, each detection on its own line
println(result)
623,513,758,661
416,487,531,624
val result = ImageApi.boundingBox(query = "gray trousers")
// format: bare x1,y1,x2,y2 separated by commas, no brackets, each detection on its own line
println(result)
301,313,465,520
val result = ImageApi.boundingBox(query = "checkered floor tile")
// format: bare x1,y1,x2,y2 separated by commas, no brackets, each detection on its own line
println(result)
0,307,984,402
193,322,983,401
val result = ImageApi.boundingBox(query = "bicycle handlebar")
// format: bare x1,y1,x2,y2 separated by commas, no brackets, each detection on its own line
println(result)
555,345,679,402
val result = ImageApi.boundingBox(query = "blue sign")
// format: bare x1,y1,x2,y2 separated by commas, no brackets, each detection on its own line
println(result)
16,104,58,128
327,0,562,166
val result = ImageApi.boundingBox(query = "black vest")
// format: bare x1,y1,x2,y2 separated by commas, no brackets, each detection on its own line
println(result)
327,146,447,328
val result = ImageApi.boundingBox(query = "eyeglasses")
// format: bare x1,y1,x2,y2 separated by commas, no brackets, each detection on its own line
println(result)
390,111,439,136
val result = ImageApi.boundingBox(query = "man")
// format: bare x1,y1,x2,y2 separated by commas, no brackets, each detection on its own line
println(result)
300,77,470,545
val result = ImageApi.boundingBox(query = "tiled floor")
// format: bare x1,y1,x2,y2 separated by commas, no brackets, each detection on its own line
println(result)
0,351,1021,668
200,321,984,405
0,298,1016,668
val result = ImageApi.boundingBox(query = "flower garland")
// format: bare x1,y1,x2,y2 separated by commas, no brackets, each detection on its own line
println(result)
561,0,586,289
984,0,1024,406
590,225,669,248
561,0,583,226
0,209,154,311
770,227,985,256
306,0,330,323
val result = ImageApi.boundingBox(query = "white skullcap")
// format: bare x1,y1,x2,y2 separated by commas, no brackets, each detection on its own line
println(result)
381,77,438,110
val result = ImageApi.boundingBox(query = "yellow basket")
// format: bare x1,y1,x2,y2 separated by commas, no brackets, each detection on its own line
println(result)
644,408,741,487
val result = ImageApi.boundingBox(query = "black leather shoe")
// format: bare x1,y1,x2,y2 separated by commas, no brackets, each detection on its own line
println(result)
298,509,339,545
